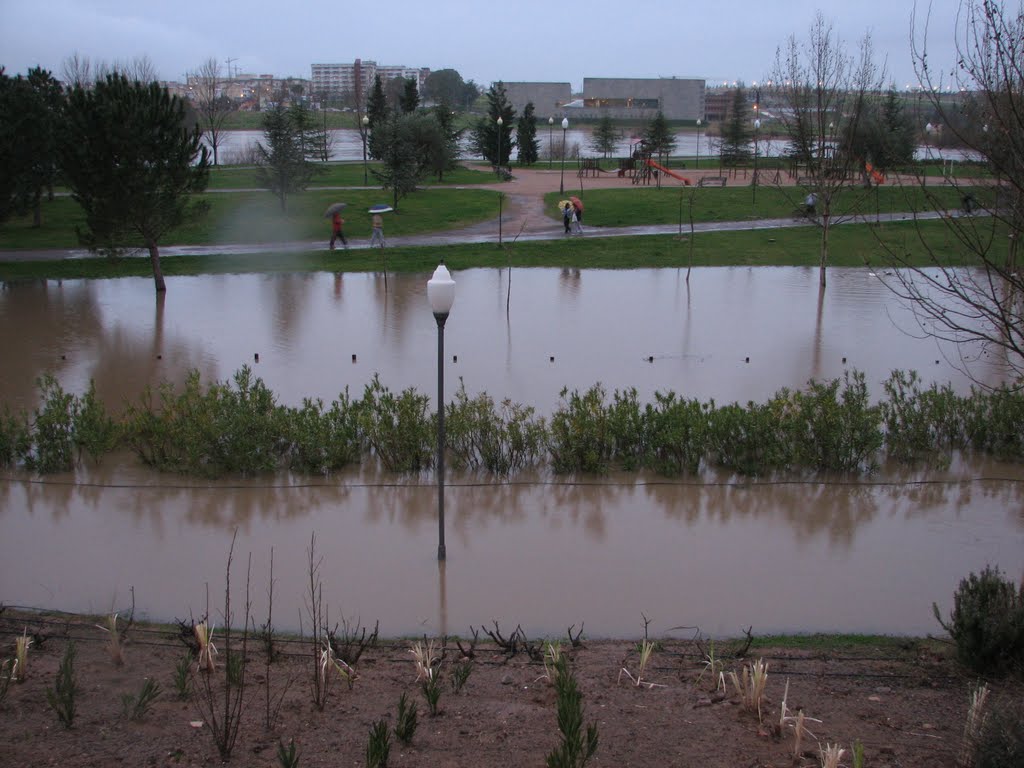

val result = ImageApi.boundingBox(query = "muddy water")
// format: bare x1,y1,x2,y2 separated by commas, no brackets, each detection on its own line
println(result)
1,267,1022,637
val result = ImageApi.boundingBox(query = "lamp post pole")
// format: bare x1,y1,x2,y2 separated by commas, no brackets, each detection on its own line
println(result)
496,116,503,177
548,117,554,170
361,115,370,185
752,117,761,204
696,118,702,169
559,117,569,194
427,264,455,561
497,116,504,245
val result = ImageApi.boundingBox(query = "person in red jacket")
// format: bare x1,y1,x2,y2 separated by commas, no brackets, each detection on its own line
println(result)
330,212,347,250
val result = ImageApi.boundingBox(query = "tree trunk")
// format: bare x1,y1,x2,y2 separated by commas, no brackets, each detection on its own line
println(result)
147,241,166,293
819,212,830,288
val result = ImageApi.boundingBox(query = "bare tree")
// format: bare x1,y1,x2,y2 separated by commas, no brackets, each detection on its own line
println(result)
771,12,883,287
61,52,92,88
60,53,158,87
191,57,232,165
877,0,1024,383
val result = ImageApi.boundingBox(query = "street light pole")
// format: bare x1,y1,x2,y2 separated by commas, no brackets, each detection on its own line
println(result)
559,117,569,194
548,117,554,170
496,116,503,177
752,117,761,204
696,119,702,169
361,115,369,185
427,263,455,562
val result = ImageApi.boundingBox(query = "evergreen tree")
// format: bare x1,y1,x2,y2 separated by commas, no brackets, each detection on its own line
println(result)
0,67,63,226
516,102,539,165
399,78,419,113
59,74,210,294
256,103,316,211
471,81,516,165
719,87,753,167
589,115,621,159
879,88,915,169
371,112,438,210
429,102,463,181
366,75,389,159
644,111,677,164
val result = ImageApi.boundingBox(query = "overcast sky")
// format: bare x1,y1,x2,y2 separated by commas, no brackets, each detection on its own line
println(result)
2,0,963,91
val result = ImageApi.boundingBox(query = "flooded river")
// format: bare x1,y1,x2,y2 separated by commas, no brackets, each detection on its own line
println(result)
1,267,1021,638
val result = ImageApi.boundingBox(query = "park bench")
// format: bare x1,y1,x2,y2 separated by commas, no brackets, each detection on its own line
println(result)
698,176,728,187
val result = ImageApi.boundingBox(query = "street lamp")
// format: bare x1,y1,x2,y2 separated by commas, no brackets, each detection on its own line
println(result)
559,117,569,194
548,116,554,169
695,119,702,169
496,116,503,177
361,115,370,185
427,263,456,561
752,118,761,203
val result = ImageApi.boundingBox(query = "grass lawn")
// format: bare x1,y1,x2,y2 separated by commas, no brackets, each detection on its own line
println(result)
204,162,497,189
0,219,982,282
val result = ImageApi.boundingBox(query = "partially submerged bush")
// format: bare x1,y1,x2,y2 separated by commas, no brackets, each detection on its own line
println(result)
358,374,433,472
935,565,1024,676
549,385,613,474
446,382,546,474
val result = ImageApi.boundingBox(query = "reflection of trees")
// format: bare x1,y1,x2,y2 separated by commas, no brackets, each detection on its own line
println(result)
0,280,104,409
265,273,315,348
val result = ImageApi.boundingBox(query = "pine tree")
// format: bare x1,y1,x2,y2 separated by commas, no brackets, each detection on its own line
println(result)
517,102,539,165
366,75,389,159
589,115,621,159
399,78,419,113
429,103,463,181
719,87,753,167
644,111,676,164
256,103,315,211
471,81,516,165
60,74,210,294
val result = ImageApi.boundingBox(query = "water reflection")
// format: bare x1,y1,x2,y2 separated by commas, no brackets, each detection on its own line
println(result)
2,267,1022,637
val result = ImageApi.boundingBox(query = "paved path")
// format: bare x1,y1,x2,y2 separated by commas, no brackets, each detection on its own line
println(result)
0,164,959,262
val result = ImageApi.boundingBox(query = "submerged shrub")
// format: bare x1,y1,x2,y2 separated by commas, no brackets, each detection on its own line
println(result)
286,392,362,475
881,370,964,467
26,374,78,473
358,374,433,472
707,396,792,476
0,405,30,468
644,391,710,476
549,385,612,474
787,372,882,473
934,565,1024,676
962,385,1024,460
606,387,647,470
73,380,120,463
445,383,546,474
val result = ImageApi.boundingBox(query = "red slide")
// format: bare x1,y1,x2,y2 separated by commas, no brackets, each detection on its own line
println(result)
645,158,692,185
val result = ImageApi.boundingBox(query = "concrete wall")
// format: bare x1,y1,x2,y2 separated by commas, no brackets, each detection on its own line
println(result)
502,82,572,119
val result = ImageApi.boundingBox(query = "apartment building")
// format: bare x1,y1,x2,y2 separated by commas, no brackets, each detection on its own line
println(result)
311,60,430,99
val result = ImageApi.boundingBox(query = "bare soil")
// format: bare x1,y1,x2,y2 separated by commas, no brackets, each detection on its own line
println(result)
2,609,1015,767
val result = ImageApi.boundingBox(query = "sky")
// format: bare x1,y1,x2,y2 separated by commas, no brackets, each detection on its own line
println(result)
1,0,964,91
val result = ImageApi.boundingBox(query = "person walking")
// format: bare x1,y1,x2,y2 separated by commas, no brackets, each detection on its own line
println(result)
562,202,572,234
570,205,583,235
329,212,347,250
370,212,385,248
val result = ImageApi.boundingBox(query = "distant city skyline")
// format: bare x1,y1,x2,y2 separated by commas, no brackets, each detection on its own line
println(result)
2,0,963,91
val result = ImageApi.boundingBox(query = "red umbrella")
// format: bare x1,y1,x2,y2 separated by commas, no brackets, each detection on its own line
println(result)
569,196,583,213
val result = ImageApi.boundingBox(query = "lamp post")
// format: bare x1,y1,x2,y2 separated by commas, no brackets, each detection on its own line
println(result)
752,118,761,204
559,117,569,194
427,263,455,561
361,115,369,185
496,116,503,177
548,117,554,169
695,119,702,169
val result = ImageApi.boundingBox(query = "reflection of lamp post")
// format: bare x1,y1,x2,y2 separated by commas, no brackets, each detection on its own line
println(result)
695,118,702,169
548,117,554,169
559,117,569,194
361,115,369,185
752,117,761,203
427,263,455,561
496,116,503,176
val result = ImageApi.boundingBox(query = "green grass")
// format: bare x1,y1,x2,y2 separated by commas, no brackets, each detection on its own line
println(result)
0,219,981,282
204,163,497,189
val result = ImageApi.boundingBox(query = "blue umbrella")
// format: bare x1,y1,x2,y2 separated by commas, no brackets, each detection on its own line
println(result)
368,204,394,213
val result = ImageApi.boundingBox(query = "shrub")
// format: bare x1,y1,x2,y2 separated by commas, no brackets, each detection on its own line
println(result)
707,396,792,476
549,385,612,474
962,386,1024,460
73,380,120,463
285,393,362,475
881,370,963,466
27,374,78,473
971,698,1024,768
787,372,882,473
644,391,710,476
606,387,647,470
0,406,30,467
46,641,79,729
358,375,433,472
445,383,546,474
934,566,1024,676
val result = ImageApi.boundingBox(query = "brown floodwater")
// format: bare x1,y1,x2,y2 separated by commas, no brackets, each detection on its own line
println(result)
1,268,1022,638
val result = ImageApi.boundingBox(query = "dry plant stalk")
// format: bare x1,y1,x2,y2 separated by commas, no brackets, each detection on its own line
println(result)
410,639,440,682
14,629,31,682
618,639,665,689
819,743,845,768
194,621,217,673
321,642,357,689
729,658,769,722
96,613,124,666
537,641,562,684
957,682,990,768
779,678,821,758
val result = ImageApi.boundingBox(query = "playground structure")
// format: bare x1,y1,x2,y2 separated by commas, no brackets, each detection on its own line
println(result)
606,139,693,186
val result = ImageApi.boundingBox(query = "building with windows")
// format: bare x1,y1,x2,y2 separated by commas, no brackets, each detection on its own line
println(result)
576,78,704,121
311,60,430,100
502,82,573,119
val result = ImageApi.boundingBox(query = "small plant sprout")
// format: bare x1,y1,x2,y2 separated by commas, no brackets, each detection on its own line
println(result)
538,641,563,684
729,658,770,722
0,658,14,704
365,719,391,768
14,628,31,682
618,639,664,689
394,691,418,745
121,677,161,721
410,638,440,682
320,640,357,690
194,621,217,673
851,739,865,768
819,743,845,768
96,612,124,666
277,738,300,768
959,682,991,768
46,641,79,729
779,678,821,758
450,660,472,693
695,638,725,691
172,652,192,699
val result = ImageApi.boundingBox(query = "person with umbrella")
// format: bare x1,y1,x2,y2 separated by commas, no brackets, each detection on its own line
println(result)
368,204,391,248
570,196,584,235
562,201,572,234
325,202,348,250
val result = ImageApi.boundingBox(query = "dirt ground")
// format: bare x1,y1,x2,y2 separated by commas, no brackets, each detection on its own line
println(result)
2,609,1015,768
